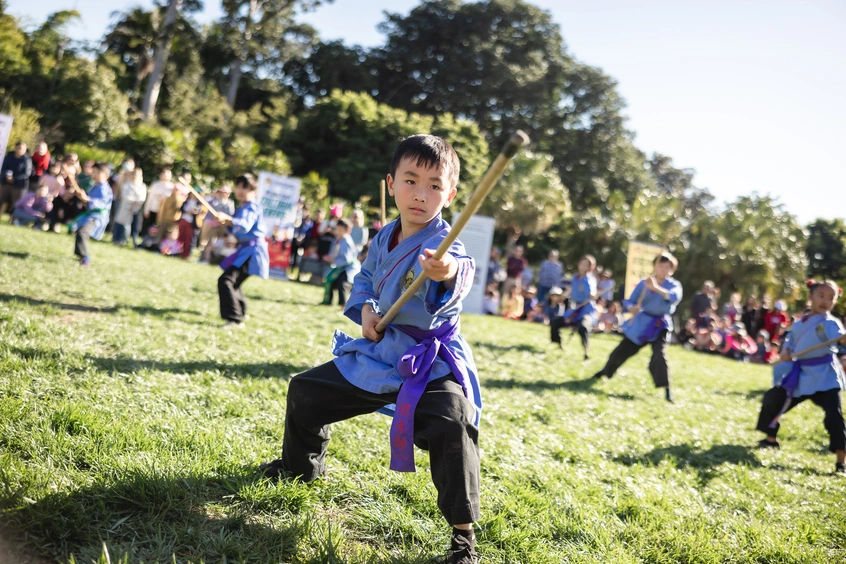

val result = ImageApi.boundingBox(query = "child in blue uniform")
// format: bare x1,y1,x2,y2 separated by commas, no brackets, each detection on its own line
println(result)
593,253,683,402
756,280,846,474
72,163,113,267
321,218,361,306
261,135,481,563
559,255,597,359
215,174,269,328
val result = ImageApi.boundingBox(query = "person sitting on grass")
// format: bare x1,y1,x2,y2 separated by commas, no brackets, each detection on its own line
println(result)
320,218,360,307
720,323,757,361
260,135,482,564
213,173,269,328
12,183,53,229
70,163,113,267
756,279,846,475
500,283,524,320
593,252,683,402
750,330,777,364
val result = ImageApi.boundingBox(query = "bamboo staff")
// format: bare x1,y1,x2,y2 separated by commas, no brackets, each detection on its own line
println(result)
184,183,223,222
635,200,685,308
380,179,387,226
769,335,844,365
375,130,530,333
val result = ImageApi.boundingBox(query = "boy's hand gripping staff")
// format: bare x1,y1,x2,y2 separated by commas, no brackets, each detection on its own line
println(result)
184,184,224,222
375,130,530,333
768,335,844,365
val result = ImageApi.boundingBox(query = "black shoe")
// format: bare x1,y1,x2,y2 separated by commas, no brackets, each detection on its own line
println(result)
448,528,478,564
583,354,589,361
259,459,291,479
592,371,605,379
836,462,845,475
664,388,674,403
757,438,780,449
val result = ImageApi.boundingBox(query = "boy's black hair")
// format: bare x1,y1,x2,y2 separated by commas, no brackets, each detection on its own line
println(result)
389,135,460,189
92,162,109,173
653,251,678,270
336,218,350,231
235,173,258,191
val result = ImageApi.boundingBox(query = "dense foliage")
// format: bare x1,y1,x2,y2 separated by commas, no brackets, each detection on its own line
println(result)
0,0,815,300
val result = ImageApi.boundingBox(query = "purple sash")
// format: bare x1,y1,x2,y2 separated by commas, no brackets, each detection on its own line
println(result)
389,319,468,472
770,354,835,427
638,313,668,344
220,238,257,270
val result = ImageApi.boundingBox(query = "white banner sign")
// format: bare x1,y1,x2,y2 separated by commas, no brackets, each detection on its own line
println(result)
452,214,496,315
256,171,301,235
0,114,14,172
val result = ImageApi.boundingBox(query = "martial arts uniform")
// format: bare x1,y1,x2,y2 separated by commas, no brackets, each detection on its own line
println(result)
73,181,113,262
218,201,269,323
561,273,597,351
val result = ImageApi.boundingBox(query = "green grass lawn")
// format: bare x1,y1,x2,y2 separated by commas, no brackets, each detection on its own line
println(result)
1,223,844,564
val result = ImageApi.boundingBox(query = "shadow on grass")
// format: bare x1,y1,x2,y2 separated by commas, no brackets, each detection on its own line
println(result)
0,250,30,260
613,444,762,484
1,468,446,564
714,389,769,400
1,470,309,564
0,292,205,321
88,354,309,379
471,341,547,355
484,376,636,400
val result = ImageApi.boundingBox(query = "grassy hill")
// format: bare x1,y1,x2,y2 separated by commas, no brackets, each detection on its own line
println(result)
1,224,844,563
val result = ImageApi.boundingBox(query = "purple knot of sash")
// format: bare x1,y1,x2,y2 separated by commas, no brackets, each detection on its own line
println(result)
220,238,258,270
389,319,466,472
770,354,835,427
635,313,668,344
566,303,586,321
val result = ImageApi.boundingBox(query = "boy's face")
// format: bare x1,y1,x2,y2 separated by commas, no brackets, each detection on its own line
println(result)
92,169,109,183
654,261,673,280
235,183,255,203
387,158,456,229
333,225,349,239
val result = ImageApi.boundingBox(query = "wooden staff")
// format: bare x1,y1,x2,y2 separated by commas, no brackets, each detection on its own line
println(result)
375,130,530,333
380,179,387,226
769,335,844,364
184,183,223,222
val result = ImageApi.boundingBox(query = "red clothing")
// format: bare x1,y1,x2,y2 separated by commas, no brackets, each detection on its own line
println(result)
177,218,194,259
763,311,788,342
506,255,527,278
31,151,50,177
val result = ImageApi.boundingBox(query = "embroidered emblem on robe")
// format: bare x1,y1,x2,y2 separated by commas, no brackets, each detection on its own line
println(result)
402,269,416,290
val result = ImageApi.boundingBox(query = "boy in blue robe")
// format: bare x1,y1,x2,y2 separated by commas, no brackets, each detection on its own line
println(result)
261,135,481,563
321,218,361,306
593,253,683,402
559,255,598,359
214,173,269,328
756,280,846,474
72,163,113,267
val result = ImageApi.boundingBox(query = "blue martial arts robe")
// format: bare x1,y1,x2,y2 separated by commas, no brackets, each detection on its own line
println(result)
331,215,481,425
564,273,597,322
74,182,113,240
329,234,361,280
772,313,846,397
223,201,269,279
621,277,683,345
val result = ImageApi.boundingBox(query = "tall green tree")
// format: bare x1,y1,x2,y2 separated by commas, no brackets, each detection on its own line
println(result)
806,218,846,281
282,90,488,204
371,0,650,209
218,0,327,108
284,40,377,103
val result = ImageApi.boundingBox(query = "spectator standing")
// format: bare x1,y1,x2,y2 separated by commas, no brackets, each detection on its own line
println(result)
156,181,187,243
537,250,563,303
690,281,717,319
288,207,313,272
502,244,527,297
0,142,32,219
597,270,616,303
113,168,147,247
76,161,95,193
29,142,50,188
723,292,742,323
349,209,369,253
143,168,174,235
741,296,763,336
486,247,506,288
763,300,789,344
41,162,65,198
177,192,202,259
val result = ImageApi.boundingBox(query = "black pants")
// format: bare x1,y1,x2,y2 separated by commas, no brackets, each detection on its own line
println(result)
551,317,589,348
74,221,98,259
280,361,481,525
331,271,351,306
218,258,251,322
598,330,669,387
756,387,846,452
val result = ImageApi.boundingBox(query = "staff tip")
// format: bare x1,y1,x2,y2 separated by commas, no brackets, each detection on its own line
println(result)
502,130,530,158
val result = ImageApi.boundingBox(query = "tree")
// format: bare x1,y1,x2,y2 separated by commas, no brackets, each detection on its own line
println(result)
285,40,377,102
102,8,161,104
806,219,846,281
477,150,569,253
218,0,327,108
0,10,29,97
371,0,650,209
282,90,488,204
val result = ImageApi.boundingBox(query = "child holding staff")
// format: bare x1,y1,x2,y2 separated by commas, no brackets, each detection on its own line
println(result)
214,174,269,328
756,280,846,474
261,135,482,563
593,253,682,402
71,163,113,267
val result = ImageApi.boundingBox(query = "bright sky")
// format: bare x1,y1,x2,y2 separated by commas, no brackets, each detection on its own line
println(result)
7,0,846,225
